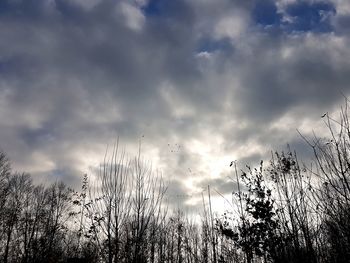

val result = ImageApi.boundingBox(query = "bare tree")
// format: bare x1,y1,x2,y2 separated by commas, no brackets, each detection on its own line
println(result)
2,173,32,263
86,142,167,263
300,100,350,262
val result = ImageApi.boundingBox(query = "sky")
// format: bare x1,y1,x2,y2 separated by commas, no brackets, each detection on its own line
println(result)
1,0,350,212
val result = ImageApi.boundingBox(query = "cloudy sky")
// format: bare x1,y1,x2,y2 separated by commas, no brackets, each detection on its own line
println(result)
1,0,350,210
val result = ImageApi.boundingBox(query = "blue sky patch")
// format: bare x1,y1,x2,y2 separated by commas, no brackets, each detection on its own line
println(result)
253,0,282,26
284,1,336,33
252,0,336,33
141,0,165,17
141,0,192,22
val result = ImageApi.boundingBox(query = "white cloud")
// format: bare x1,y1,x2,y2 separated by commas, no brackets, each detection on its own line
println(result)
1,0,350,210
214,15,247,40
332,0,350,15
66,0,102,11
119,2,145,32
160,83,196,119
134,0,149,8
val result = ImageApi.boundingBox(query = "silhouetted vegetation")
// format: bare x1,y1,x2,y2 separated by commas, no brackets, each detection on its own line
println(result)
2,103,350,262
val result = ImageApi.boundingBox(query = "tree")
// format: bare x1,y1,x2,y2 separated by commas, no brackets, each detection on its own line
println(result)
85,143,167,263
218,162,280,263
269,151,318,263
300,101,350,262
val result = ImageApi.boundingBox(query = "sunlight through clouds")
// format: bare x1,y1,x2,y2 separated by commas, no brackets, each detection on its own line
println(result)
0,0,350,210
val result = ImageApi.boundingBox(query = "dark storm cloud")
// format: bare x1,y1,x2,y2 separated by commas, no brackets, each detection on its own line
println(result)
1,0,350,208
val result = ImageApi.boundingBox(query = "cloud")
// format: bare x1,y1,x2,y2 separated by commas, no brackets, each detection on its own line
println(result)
0,0,350,211
119,2,145,31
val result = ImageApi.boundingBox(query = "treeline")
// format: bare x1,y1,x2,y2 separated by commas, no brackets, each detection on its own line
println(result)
0,155,74,263
1,105,350,263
